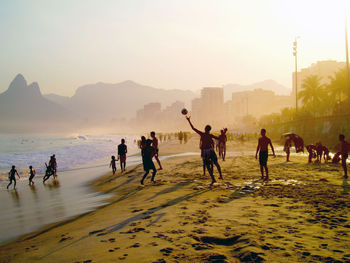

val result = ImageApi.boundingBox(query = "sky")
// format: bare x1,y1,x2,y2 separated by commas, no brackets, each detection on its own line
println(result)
0,0,349,96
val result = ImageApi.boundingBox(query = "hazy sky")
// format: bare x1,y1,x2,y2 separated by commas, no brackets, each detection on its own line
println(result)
0,0,349,96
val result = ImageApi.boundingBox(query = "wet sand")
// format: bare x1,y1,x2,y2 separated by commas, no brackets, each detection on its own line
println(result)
0,139,349,262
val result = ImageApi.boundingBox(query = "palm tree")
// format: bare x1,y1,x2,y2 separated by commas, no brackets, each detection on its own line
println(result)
298,75,325,116
327,68,348,102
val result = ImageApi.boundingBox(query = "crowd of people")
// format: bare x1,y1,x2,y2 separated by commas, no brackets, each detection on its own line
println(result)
6,115,350,190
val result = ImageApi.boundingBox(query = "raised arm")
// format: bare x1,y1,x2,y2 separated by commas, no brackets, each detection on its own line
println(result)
186,116,201,135
269,139,276,157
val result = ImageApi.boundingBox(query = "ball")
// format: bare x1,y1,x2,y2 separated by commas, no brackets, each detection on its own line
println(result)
181,108,188,115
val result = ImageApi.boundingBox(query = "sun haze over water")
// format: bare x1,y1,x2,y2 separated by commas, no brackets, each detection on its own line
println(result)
0,0,349,95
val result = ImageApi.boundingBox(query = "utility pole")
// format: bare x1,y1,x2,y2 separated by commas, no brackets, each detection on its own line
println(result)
293,37,299,112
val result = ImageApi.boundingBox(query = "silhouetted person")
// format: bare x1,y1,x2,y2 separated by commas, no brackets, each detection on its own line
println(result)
315,141,323,163
43,163,54,183
178,131,183,144
186,116,222,186
151,131,163,170
255,129,275,181
141,139,157,185
284,137,292,162
332,152,341,164
110,155,117,175
28,165,36,185
323,146,331,162
306,145,316,163
184,132,188,144
339,134,349,178
7,165,20,189
118,139,127,172
218,128,227,161
49,155,57,178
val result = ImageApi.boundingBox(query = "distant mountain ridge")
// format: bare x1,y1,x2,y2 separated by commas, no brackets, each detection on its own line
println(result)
0,74,72,121
45,80,197,120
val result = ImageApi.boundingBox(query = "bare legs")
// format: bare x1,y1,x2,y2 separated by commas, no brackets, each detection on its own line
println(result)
7,179,16,189
260,165,269,181
141,169,157,185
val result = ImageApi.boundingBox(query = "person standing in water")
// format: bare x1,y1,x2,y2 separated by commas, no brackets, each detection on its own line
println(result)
150,131,163,170
339,134,349,179
118,139,128,172
110,156,117,175
28,165,36,185
7,165,20,189
186,116,223,186
141,139,157,185
255,129,275,181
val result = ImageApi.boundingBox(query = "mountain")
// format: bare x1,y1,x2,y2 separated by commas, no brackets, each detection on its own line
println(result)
61,80,196,120
44,93,70,106
223,80,291,101
0,74,75,132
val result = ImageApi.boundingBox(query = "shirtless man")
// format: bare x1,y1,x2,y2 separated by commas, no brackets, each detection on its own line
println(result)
118,139,127,172
218,128,228,161
186,116,222,186
255,129,275,181
339,134,349,178
7,165,20,189
151,131,163,170
284,137,292,162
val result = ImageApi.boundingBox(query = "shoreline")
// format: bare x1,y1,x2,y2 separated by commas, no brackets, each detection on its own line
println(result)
0,139,349,262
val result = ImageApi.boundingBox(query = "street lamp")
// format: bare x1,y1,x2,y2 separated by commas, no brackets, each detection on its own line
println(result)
293,37,300,113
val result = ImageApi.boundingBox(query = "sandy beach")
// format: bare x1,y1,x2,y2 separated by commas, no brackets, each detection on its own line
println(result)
0,138,349,263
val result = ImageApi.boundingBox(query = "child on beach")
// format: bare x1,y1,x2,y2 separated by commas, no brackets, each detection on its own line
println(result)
110,156,117,175
151,131,163,170
141,139,157,185
339,134,349,178
255,129,275,181
28,166,36,185
7,165,20,189
43,163,54,183
186,116,223,186
118,139,127,172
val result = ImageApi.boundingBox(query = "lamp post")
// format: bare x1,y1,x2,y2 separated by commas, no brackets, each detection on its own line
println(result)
293,37,300,113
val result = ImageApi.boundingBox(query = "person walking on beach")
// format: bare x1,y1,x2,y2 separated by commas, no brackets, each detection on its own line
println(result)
118,139,127,172
28,165,36,185
151,131,163,170
49,155,57,178
110,156,117,175
284,137,292,162
7,165,20,189
255,129,275,181
218,128,227,161
339,134,349,178
186,116,223,186
141,139,157,185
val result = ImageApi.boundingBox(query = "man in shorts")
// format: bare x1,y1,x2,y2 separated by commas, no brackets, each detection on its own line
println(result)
339,134,349,178
118,139,127,172
255,129,275,181
186,116,222,186
7,165,20,189
151,131,163,170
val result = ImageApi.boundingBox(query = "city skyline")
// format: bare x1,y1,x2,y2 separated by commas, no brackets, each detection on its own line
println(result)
1,0,350,96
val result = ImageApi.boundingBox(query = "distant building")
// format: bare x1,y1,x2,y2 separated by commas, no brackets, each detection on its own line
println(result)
136,102,161,121
230,89,292,119
292,60,346,106
191,87,225,127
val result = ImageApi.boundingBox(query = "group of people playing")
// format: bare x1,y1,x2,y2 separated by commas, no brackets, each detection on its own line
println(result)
6,155,56,190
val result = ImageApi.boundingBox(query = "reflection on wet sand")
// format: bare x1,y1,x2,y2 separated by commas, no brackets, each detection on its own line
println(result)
342,179,349,194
